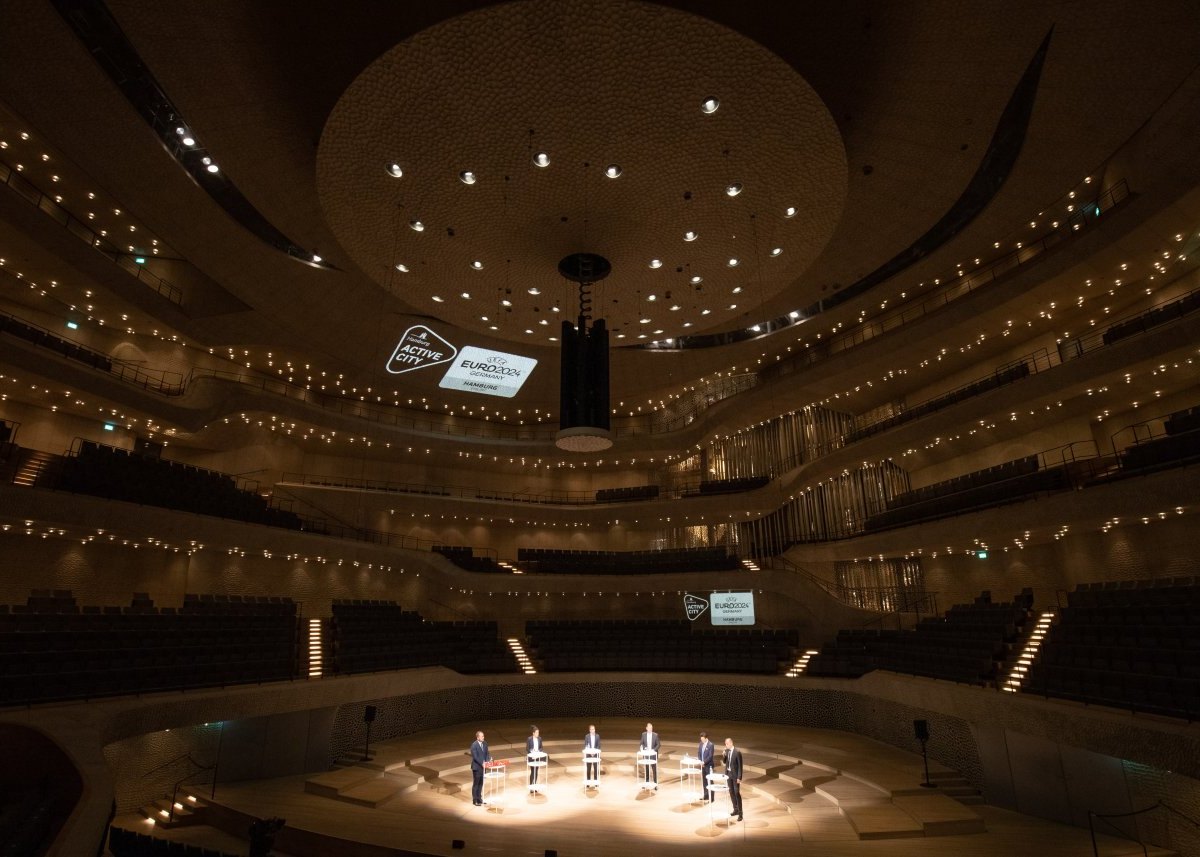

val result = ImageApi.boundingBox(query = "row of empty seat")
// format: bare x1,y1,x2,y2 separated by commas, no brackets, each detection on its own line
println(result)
865,457,1069,532
846,361,1031,445
595,484,660,503
1101,287,1200,345
806,590,1033,686
525,619,798,674
108,826,237,857
0,591,297,707
1024,579,1200,720
431,545,506,573
58,441,303,530
686,475,771,496
513,546,739,575
328,601,517,674
0,311,113,372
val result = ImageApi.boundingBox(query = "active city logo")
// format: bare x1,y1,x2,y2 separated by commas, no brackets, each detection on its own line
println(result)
683,593,709,621
385,325,457,375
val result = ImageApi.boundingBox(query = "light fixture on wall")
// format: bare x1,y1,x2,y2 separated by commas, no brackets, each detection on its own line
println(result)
557,252,612,452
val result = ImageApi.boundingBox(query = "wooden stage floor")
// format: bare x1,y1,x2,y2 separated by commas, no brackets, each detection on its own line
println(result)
121,717,1171,857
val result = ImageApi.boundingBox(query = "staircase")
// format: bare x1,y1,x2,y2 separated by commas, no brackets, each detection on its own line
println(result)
138,794,209,828
925,771,984,805
10,449,56,486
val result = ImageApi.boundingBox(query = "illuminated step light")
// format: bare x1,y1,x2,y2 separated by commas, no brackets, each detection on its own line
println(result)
506,637,536,675
741,558,759,572
785,649,820,677
307,618,324,678
1002,610,1055,692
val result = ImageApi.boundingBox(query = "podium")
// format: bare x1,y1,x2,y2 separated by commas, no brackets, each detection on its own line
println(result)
483,759,508,806
679,755,703,802
582,747,601,788
526,750,548,793
706,773,729,826
636,749,658,790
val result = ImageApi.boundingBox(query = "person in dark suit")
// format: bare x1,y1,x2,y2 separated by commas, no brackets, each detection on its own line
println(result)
583,724,601,786
526,725,545,786
640,722,661,787
697,731,715,801
723,737,743,821
470,731,489,806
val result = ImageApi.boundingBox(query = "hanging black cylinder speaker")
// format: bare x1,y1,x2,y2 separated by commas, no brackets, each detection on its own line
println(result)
913,719,929,742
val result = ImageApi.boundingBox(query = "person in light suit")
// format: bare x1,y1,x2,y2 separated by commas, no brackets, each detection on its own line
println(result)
697,731,715,801
639,722,661,788
470,731,489,806
723,737,743,821
526,725,546,785
583,724,601,786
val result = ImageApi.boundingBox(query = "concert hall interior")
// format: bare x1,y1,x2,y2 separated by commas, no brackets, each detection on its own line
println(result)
1,1,1200,856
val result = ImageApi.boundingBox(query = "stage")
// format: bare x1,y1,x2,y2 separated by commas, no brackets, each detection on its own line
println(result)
117,718,1170,856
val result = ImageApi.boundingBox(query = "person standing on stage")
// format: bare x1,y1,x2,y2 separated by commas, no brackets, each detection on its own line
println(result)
723,737,743,821
470,730,490,806
583,724,601,786
526,725,545,786
697,731,715,802
640,722,661,788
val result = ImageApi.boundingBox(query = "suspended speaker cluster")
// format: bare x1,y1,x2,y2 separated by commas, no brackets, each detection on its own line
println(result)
557,253,613,452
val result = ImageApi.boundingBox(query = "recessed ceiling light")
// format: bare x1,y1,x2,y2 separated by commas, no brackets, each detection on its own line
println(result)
725,182,743,197
471,260,484,270
732,286,743,294
551,306,560,312
639,318,651,324
395,263,409,272
670,304,681,311
637,334,647,339
481,316,489,321
701,309,711,315
539,319,549,325
489,325,498,330
727,258,739,267
386,163,403,178
770,247,782,257
525,329,533,334
501,299,512,307
682,322,693,327
616,333,626,339
729,303,738,310
785,206,797,217
653,329,663,334
789,311,800,319
701,96,720,114
181,136,195,146
205,163,219,174
410,220,425,232
649,259,663,269
750,324,761,332
533,152,551,168
647,294,657,301
691,276,702,284
528,287,541,295
460,292,471,299
432,295,444,302
549,337,558,342
311,254,323,263
604,164,622,179
459,170,477,185
684,230,698,242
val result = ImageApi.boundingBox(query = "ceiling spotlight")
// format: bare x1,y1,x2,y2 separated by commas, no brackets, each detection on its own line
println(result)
785,206,797,217
386,163,403,178
701,309,711,315
670,304,681,311
684,230,698,242
459,170,477,185
639,318,651,324
691,276,702,284
181,136,195,147
533,152,551,168
649,259,663,269
410,220,425,232
727,258,739,267
432,295,444,302
527,287,541,295
725,182,743,197
395,263,409,272
770,247,782,257
701,96,720,114
501,299,512,307
471,260,484,270
311,253,322,263
732,286,743,294
729,303,738,310
604,164,622,179
461,292,471,299
789,311,800,319
205,163,219,174
647,294,657,301
750,324,761,332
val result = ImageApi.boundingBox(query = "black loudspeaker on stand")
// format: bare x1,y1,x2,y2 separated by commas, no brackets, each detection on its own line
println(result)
362,705,377,762
913,719,937,788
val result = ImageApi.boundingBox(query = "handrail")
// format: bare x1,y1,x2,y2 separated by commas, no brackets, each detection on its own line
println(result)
169,762,215,823
0,159,183,305
1083,800,1200,857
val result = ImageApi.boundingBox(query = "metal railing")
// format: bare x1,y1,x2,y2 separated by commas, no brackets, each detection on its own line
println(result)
0,159,183,305
1087,801,1200,857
